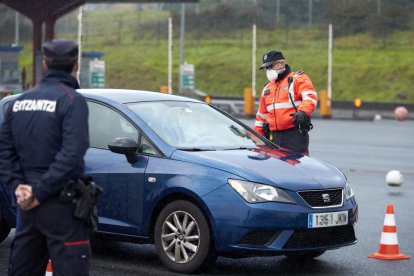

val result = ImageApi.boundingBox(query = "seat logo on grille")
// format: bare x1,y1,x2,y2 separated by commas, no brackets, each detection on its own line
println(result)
322,193,331,203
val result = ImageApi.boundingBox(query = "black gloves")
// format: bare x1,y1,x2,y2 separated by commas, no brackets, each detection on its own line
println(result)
290,110,308,125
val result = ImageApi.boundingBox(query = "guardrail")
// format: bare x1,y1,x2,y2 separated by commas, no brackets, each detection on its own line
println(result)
209,96,414,120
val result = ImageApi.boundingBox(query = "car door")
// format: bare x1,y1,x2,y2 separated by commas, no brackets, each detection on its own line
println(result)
85,100,148,236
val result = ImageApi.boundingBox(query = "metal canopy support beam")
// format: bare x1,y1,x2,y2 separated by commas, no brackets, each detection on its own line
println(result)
53,0,85,19
85,0,197,2
45,17,57,41
32,18,43,86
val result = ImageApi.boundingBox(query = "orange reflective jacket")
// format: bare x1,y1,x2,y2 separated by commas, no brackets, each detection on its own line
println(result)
254,71,318,135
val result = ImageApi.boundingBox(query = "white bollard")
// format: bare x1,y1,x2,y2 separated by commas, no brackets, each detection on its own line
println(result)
373,114,382,121
386,170,403,187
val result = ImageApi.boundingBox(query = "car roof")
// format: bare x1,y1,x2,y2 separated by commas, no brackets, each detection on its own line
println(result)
77,89,201,104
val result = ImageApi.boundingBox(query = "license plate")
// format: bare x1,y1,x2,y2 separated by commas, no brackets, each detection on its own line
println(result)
308,211,348,228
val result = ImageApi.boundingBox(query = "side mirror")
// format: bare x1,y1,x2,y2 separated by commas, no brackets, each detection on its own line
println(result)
108,137,138,164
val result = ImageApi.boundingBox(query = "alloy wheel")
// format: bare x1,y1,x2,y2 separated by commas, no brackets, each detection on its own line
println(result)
160,210,200,263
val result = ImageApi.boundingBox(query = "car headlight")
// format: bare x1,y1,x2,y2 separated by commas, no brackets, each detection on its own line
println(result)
345,182,355,200
228,179,295,204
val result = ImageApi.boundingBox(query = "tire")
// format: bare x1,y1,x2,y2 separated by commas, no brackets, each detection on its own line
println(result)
285,250,325,261
154,200,217,273
0,205,11,243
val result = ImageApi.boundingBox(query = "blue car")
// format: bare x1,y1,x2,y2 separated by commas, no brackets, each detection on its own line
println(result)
0,89,358,273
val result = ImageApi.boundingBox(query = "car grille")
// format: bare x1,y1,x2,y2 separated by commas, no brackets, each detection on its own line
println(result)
238,230,282,246
283,225,356,249
298,188,343,208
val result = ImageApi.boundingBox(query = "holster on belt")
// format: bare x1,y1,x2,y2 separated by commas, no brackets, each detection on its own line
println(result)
59,176,103,231
263,122,270,140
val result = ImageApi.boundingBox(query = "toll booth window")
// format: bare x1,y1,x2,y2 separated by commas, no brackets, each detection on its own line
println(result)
87,101,139,149
1,65,19,84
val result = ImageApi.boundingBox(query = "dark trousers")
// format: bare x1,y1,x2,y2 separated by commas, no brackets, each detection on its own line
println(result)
9,198,91,276
271,126,309,154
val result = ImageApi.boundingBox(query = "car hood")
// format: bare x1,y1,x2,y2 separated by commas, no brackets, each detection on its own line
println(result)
171,147,346,191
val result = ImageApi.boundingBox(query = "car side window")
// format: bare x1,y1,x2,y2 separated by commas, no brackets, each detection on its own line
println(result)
87,101,139,149
140,136,158,156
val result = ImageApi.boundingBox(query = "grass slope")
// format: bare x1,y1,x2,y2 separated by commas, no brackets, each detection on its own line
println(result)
18,7,414,102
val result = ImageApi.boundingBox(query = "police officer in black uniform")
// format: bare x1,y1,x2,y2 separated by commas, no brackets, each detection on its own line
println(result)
0,39,90,276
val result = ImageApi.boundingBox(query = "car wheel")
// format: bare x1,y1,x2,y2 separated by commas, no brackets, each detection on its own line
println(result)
0,206,11,243
154,200,216,273
285,250,325,261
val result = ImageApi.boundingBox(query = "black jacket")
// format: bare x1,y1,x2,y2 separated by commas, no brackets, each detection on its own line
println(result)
0,69,89,202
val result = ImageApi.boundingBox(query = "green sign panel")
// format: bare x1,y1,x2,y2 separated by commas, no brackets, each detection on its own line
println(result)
180,64,195,91
89,60,105,88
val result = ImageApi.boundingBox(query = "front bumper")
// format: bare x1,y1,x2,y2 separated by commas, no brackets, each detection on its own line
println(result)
202,184,358,255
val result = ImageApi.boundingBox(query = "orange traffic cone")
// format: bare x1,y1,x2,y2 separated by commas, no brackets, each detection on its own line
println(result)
368,204,410,260
45,259,53,276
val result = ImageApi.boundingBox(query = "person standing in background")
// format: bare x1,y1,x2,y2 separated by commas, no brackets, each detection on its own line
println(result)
254,50,318,155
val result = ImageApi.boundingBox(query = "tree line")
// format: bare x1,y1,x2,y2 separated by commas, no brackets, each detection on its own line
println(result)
1,0,413,44
168,0,413,38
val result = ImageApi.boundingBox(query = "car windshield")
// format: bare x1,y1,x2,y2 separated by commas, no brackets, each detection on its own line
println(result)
128,101,267,150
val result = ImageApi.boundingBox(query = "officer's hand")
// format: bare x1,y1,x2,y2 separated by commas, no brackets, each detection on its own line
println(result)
290,110,307,125
20,198,40,211
15,184,40,210
15,184,32,202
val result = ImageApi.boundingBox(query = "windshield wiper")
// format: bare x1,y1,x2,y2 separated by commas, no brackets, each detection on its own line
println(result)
223,146,256,150
177,147,216,151
229,125,246,137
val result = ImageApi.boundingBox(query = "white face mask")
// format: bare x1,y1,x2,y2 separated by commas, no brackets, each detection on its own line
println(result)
266,69,282,82
266,69,285,81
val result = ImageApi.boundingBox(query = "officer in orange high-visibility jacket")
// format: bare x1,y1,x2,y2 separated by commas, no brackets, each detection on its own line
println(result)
254,50,318,155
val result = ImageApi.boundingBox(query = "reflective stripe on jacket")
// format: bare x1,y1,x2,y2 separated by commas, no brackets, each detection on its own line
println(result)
254,71,318,135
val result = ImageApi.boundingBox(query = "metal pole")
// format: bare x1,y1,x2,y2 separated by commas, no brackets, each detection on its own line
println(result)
179,3,185,93
76,6,83,83
252,24,256,98
377,0,381,16
308,0,313,26
168,17,173,94
32,19,42,86
276,0,280,24
14,12,19,46
327,24,332,106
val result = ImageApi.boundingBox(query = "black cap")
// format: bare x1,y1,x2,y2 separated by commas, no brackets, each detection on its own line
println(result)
43,39,79,65
259,50,285,69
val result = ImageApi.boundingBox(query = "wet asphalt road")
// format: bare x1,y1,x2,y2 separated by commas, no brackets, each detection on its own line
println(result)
1,118,413,275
